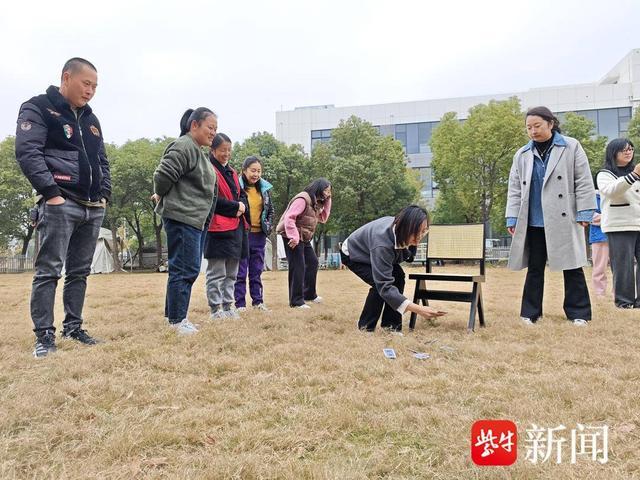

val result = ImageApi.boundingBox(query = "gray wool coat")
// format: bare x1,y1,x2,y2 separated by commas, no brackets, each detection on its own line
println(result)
505,134,596,271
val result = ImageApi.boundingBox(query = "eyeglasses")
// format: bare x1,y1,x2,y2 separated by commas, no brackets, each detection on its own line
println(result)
622,147,635,153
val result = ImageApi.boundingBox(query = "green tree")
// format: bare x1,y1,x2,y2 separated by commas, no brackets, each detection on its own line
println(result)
0,136,38,255
428,112,468,224
628,108,640,147
107,137,173,269
430,97,527,234
561,112,607,175
311,116,421,236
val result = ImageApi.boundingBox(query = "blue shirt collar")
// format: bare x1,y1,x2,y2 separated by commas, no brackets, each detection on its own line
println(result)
522,132,566,152
239,176,273,192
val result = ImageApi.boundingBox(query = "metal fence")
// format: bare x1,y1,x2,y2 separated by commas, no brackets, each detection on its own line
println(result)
0,256,34,273
411,243,510,264
486,246,510,261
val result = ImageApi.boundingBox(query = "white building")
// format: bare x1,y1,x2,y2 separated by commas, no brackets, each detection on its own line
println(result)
276,48,640,207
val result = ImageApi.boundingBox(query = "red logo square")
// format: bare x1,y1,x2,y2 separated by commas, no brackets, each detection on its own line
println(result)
471,420,518,466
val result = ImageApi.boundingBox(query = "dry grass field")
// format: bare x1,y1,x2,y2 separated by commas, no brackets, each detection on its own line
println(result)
0,265,639,479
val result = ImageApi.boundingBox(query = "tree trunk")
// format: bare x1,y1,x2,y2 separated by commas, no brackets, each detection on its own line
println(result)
109,218,122,271
136,214,144,269
21,225,34,256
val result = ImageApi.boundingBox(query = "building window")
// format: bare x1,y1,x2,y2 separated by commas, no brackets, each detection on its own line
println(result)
395,124,407,152
310,129,332,150
597,108,619,140
394,121,439,154
416,167,435,197
555,107,633,140
418,122,432,153
619,107,632,136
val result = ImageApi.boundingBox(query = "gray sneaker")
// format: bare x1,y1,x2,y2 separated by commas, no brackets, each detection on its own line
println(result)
33,330,57,358
170,319,199,334
573,319,588,327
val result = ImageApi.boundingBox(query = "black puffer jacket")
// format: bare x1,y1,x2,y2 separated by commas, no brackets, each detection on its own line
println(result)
15,85,111,203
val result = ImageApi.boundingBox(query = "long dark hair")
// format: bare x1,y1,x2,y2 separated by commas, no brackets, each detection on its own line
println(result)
179,107,215,136
526,106,561,134
601,138,635,180
303,178,331,208
393,205,429,247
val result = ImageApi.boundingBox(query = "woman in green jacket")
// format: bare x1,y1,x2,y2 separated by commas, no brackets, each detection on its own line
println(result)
153,107,218,334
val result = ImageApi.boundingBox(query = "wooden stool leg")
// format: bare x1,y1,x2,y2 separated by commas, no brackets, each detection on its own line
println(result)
409,279,420,330
467,282,479,332
477,283,485,327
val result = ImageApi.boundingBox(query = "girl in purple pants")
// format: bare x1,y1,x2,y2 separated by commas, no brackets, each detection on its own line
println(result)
234,156,275,311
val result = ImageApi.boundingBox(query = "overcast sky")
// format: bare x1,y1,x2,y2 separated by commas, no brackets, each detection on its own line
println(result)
1,0,639,149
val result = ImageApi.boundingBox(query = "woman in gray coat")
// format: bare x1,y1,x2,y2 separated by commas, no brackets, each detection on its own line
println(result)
505,106,596,326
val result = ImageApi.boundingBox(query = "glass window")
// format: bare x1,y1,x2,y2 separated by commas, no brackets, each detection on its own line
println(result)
597,109,619,140
419,167,432,191
418,122,439,153
406,123,419,154
619,107,632,136
311,130,332,149
418,123,431,153
579,110,598,125
395,125,407,151
378,124,395,138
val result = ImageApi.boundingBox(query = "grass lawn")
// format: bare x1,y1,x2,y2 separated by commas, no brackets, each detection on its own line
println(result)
0,265,638,479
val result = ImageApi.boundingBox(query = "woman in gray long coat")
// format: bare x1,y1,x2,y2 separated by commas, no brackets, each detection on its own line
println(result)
505,106,596,326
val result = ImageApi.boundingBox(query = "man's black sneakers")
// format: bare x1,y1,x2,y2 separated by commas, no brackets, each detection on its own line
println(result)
61,328,101,345
33,330,57,358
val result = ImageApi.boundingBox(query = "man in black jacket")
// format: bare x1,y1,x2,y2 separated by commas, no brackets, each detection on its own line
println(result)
15,57,111,358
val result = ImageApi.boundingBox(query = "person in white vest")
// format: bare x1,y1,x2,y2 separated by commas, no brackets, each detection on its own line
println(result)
596,138,640,309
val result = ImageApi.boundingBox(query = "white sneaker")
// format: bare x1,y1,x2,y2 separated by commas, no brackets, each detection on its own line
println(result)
253,303,269,312
310,296,323,304
225,308,240,319
236,307,247,313
210,308,225,320
293,304,311,309
171,319,198,334
520,317,534,325
573,319,588,327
